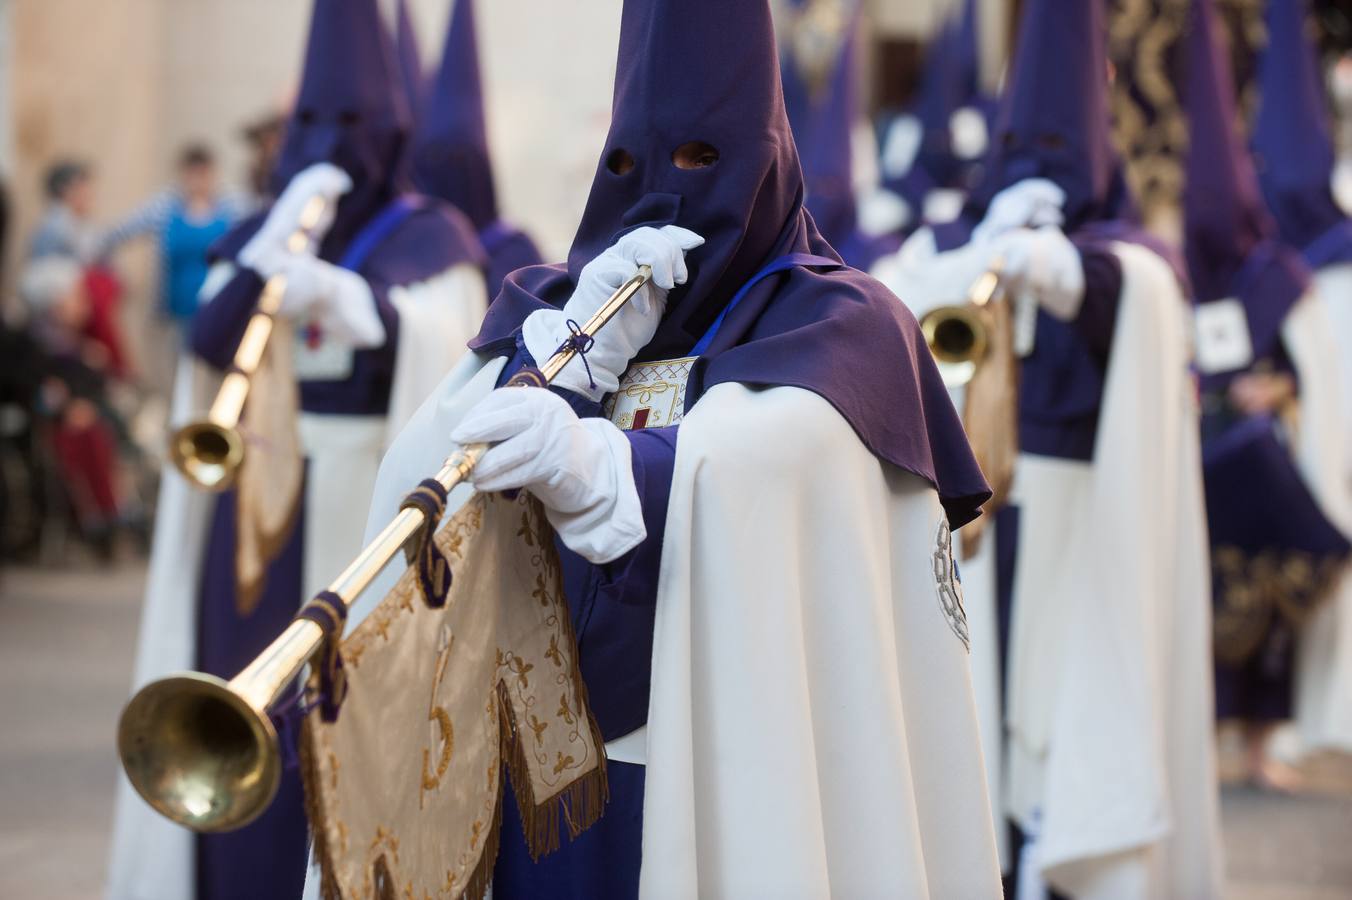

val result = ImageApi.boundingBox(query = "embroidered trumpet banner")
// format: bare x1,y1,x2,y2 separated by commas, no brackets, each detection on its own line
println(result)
302,493,607,900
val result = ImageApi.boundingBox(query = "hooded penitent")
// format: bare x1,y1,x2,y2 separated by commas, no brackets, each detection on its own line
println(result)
780,0,861,249
929,0,1182,463
410,0,542,297
1252,0,1352,268
410,0,499,232
909,0,986,190
962,0,1132,230
394,0,426,119
779,0,899,270
1182,0,1308,383
271,0,410,250
470,0,990,526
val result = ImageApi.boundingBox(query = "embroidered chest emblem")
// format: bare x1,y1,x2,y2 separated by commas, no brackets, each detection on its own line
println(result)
293,316,355,380
934,520,970,652
602,356,697,431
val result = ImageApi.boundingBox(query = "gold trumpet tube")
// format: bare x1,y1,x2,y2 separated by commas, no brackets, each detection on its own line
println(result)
118,265,655,833
920,267,1002,388
168,196,329,492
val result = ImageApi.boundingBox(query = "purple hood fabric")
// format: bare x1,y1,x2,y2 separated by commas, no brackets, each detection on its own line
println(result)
470,0,989,526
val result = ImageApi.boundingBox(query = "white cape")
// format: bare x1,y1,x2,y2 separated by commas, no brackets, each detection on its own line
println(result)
873,232,1012,870
874,233,1225,898
348,361,1003,898
1282,273,1352,755
105,262,486,900
640,382,1001,898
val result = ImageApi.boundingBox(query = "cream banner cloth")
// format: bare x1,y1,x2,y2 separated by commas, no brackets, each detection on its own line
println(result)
304,492,606,900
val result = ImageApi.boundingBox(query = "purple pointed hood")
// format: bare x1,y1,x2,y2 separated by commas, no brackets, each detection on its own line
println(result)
410,0,499,231
394,0,426,119
557,0,811,349
1182,0,1310,299
272,0,410,246
954,0,982,106
1183,0,1309,385
965,0,1131,230
1251,0,1352,268
781,2,862,249
470,0,991,526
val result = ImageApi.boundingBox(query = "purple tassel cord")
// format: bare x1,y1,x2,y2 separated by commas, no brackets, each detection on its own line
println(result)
502,318,597,391
294,591,349,723
399,478,454,608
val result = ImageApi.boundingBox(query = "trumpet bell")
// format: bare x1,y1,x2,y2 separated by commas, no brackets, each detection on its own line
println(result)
170,422,245,492
920,304,989,388
117,672,280,833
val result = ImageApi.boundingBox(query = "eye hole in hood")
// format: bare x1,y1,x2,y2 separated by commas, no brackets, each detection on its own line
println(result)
672,142,720,170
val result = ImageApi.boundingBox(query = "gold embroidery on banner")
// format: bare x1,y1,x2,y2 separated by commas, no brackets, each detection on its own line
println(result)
304,493,606,899
420,627,456,808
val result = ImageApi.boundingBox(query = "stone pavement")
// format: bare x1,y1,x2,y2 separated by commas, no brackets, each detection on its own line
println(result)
0,561,1350,899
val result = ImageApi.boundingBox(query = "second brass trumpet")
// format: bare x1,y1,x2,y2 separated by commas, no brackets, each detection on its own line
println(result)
921,269,1001,387
169,195,328,492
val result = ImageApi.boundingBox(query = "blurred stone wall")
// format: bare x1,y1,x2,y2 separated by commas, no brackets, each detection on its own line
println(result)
9,0,164,372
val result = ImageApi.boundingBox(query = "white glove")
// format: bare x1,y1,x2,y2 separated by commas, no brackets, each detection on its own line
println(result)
275,255,386,348
450,387,645,564
971,178,1066,244
239,162,352,276
522,225,704,401
993,226,1086,321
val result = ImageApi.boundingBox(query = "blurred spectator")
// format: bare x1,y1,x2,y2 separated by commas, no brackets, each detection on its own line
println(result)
19,257,125,559
98,143,245,333
25,160,131,378
28,160,100,262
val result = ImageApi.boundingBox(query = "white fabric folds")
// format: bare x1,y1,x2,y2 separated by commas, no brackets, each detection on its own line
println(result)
1282,279,1352,755
1009,243,1223,898
639,383,1001,898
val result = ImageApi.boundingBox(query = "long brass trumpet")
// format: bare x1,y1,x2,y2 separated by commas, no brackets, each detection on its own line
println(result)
118,265,655,833
920,267,1002,387
169,196,329,492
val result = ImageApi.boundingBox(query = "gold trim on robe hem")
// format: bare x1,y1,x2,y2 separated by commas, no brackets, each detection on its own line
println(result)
1212,544,1348,665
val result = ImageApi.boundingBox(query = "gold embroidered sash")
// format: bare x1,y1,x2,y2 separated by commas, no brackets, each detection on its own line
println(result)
302,493,606,900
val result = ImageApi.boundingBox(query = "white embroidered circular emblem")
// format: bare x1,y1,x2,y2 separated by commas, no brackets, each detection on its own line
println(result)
933,520,970,652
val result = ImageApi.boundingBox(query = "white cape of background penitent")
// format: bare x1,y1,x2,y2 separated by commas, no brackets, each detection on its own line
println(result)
875,234,1225,898
106,261,485,900
1020,243,1222,898
1281,269,1352,756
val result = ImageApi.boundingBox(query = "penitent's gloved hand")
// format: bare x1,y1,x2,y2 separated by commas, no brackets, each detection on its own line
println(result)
971,178,1066,245
273,255,386,348
451,386,645,564
238,162,352,277
992,226,1086,321
522,225,704,401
